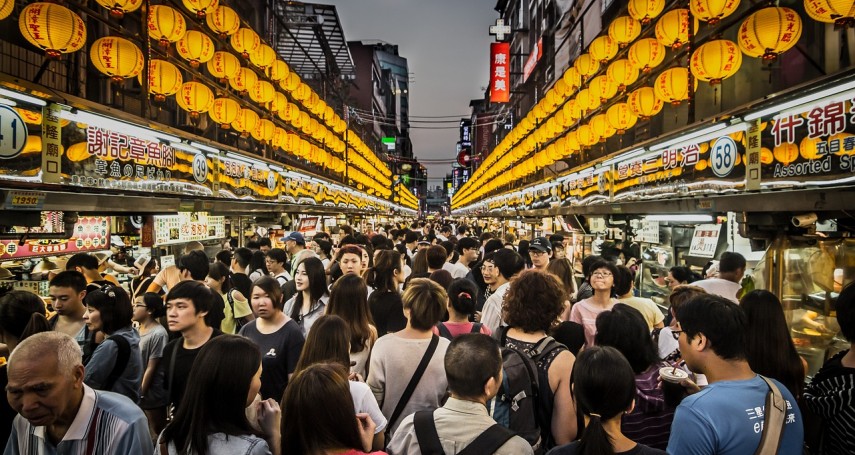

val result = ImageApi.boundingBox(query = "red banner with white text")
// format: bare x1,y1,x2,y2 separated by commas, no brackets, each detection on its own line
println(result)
490,43,510,103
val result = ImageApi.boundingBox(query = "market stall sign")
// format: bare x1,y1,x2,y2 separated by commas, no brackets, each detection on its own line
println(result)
0,216,110,259
3,190,46,210
688,224,722,258
0,105,27,159
297,216,319,233
62,124,213,196
153,212,225,246
217,155,280,201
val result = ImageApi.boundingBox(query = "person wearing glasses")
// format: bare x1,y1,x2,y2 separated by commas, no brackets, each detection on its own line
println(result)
82,285,144,403
528,237,553,272
569,260,619,347
479,249,526,334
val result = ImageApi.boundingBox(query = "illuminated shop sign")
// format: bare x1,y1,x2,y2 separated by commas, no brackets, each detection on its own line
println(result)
490,43,510,103
153,212,225,246
0,214,109,259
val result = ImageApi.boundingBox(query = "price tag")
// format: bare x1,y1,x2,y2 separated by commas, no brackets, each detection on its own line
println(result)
0,105,28,159
710,136,737,178
4,191,46,210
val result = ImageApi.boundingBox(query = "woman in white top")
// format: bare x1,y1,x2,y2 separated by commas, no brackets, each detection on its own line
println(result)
158,335,281,455
283,257,328,337
293,314,386,450
326,274,377,378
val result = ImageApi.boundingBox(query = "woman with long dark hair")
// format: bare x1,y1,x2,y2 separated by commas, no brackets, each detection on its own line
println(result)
132,292,169,439
158,335,281,455
518,239,533,268
666,266,698,291
248,250,270,282
293,315,387,450
327,274,376,378
207,261,253,335
82,285,143,402
239,276,305,401
548,346,666,455
741,289,806,398
283,257,329,336
0,290,51,443
366,250,407,336
595,304,676,450
283,362,384,455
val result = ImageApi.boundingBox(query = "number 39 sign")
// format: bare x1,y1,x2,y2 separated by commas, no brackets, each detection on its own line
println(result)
0,105,28,159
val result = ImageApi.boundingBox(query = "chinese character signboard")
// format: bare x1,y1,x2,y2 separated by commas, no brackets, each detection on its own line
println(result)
62,124,213,197
688,224,722,258
0,216,110,260
153,212,225,246
490,43,510,103
760,96,855,185
216,157,280,201
523,38,542,83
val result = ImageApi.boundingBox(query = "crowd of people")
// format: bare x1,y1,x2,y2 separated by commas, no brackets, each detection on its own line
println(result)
0,220,852,455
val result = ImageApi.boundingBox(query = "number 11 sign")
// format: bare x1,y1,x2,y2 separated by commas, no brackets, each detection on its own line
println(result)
0,105,27,159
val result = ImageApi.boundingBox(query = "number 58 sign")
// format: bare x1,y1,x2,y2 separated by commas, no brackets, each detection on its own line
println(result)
0,105,28,159
710,136,737,178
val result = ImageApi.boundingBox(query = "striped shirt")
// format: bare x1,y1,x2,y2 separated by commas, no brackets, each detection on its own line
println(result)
4,385,153,455
622,363,677,451
804,350,855,455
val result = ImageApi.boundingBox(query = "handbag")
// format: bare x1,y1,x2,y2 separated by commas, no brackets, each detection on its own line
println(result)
755,376,787,455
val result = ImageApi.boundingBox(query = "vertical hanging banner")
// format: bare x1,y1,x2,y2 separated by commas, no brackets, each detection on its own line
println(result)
745,119,762,191
42,104,62,183
490,43,510,103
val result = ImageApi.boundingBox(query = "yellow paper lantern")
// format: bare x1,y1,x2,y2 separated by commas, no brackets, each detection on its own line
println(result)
294,83,312,102
278,102,299,122
609,16,642,48
90,37,145,82
229,67,258,94
19,3,87,58
249,80,275,104
269,92,287,114
95,0,143,18
563,99,581,124
252,119,275,143
576,88,601,113
574,53,600,79
281,72,301,92
578,124,600,147
147,5,187,48
230,27,260,58
690,0,740,25
209,97,240,129
176,82,215,120
562,67,582,93
182,0,218,18
589,75,617,103
206,5,240,38
591,114,616,141
738,7,802,61
690,39,743,85
629,0,666,24
590,36,618,64
805,0,855,27
607,59,639,91
250,44,277,69
231,108,259,135
206,51,240,82
773,142,799,165
606,103,638,134
628,86,664,119
272,127,288,150
628,38,666,73
267,60,290,82
564,130,580,153
656,9,697,50
176,30,215,68
0,0,13,21
654,68,697,106
140,59,183,102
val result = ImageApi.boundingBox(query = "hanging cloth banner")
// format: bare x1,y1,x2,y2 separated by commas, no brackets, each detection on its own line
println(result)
490,43,510,103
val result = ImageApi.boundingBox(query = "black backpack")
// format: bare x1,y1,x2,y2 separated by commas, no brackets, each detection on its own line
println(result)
490,326,566,453
226,290,245,332
103,334,131,391
436,322,483,340
414,409,517,455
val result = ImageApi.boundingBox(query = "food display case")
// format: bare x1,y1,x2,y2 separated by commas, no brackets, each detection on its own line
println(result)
755,237,854,377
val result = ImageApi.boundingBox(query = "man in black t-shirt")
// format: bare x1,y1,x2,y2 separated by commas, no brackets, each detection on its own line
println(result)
158,281,222,411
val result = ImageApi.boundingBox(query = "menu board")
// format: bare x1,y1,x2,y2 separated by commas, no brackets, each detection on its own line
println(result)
153,212,225,246
688,224,722,258
0,215,110,259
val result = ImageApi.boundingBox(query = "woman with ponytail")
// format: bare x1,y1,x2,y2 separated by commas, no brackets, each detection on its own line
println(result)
0,290,51,442
548,346,665,455
433,278,492,339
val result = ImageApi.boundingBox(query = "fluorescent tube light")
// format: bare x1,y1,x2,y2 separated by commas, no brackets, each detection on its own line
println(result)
190,141,222,155
650,123,733,152
646,214,714,223
602,148,647,167
0,88,47,107
744,80,855,121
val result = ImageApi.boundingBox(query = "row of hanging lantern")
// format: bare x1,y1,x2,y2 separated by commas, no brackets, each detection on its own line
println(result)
454,0,825,209
10,1,394,199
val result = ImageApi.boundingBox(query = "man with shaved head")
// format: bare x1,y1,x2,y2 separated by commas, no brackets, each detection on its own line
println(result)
5,332,153,454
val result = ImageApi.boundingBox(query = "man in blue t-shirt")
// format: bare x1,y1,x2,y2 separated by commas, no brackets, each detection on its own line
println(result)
667,294,804,455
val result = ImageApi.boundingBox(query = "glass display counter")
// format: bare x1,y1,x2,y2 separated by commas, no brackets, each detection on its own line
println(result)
755,237,854,377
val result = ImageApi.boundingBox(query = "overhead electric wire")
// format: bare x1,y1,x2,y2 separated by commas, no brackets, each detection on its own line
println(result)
347,106,505,123
347,107,505,119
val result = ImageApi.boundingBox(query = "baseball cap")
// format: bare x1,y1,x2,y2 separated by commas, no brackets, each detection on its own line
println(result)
529,237,553,253
134,255,152,274
417,235,431,245
280,232,306,245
